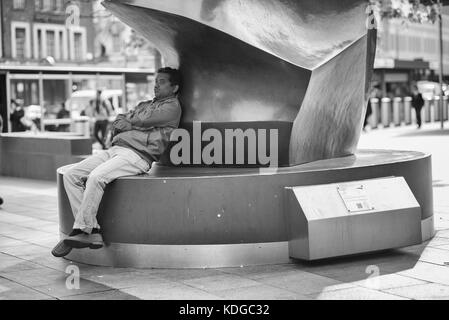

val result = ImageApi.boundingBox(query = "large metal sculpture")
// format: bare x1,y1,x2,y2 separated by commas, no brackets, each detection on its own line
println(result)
102,0,376,165
56,1,433,268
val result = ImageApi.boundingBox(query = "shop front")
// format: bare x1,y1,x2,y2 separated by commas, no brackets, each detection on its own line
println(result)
0,66,154,134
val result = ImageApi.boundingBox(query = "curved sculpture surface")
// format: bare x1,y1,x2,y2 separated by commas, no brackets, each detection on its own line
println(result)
103,0,376,165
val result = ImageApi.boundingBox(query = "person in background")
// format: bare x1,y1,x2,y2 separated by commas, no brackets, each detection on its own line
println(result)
363,85,380,131
411,85,424,129
10,99,28,132
93,90,112,149
57,102,70,119
56,102,71,132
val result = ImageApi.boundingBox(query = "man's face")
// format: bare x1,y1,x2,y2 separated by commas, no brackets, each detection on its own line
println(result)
154,73,178,99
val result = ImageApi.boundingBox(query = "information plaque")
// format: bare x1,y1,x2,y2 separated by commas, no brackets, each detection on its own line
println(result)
337,184,375,213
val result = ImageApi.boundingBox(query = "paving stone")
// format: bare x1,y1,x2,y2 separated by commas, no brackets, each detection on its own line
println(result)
28,237,61,249
417,246,449,266
213,284,307,300
9,219,58,230
0,236,28,248
0,224,32,236
0,259,44,274
217,263,302,280
25,256,84,273
384,283,449,300
436,229,449,239
0,243,52,259
33,278,116,298
121,282,222,300
73,265,139,278
308,286,409,300
60,289,140,300
0,212,35,224
0,277,53,300
254,270,344,295
181,274,260,292
152,268,227,282
0,253,40,271
425,236,449,248
1,267,68,287
436,244,449,251
398,262,449,285
84,271,169,289
351,273,429,290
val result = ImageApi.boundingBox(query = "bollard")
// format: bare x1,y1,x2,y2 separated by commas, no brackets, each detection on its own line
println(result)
393,97,402,126
381,97,391,128
370,98,379,129
73,116,91,137
424,99,431,123
444,96,448,121
433,96,441,122
403,96,412,125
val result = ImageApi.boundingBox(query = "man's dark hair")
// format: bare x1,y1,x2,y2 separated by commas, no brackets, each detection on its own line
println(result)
158,67,181,90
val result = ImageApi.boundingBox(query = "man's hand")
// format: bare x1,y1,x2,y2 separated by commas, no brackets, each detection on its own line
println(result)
114,118,132,132
111,116,132,138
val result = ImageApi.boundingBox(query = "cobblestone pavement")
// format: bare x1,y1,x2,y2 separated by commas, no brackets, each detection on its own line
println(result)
1,122,449,300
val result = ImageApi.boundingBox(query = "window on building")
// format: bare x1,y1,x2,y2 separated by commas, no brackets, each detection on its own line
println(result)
15,28,26,59
35,0,53,11
424,38,436,53
43,0,52,11
444,41,449,56
399,36,407,51
46,31,56,58
13,0,26,9
59,31,65,59
37,29,43,59
55,0,64,12
74,32,83,60
35,25,67,60
408,36,422,53
35,0,42,11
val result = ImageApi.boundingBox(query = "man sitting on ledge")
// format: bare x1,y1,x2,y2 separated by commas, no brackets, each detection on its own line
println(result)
52,67,182,257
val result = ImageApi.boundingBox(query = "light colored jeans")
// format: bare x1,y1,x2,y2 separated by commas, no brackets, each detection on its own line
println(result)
63,146,150,234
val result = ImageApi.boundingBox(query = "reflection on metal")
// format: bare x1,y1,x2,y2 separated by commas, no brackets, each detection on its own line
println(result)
103,0,376,165
63,235,290,268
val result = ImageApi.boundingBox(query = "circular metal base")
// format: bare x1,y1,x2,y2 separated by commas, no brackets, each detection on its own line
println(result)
58,150,434,268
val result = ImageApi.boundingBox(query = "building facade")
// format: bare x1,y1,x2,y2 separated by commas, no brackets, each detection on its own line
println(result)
0,0,155,133
1,0,94,62
374,13,449,97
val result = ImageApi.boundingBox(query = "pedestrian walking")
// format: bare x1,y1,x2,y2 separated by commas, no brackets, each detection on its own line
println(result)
411,85,424,129
93,90,113,149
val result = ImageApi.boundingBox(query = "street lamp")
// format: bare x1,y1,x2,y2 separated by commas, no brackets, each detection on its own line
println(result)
437,0,444,129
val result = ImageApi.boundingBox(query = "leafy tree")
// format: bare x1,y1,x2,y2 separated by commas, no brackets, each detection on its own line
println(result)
369,0,443,24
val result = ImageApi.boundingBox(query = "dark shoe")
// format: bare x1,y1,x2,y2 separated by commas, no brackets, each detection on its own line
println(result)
89,229,103,249
64,232,104,249
51,240,72,257
69,228,84,236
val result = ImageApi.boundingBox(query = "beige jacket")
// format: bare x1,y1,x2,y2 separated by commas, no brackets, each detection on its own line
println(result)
111,96,182,164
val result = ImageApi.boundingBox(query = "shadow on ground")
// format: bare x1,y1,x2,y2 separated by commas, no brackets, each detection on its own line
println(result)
291,245,425,281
